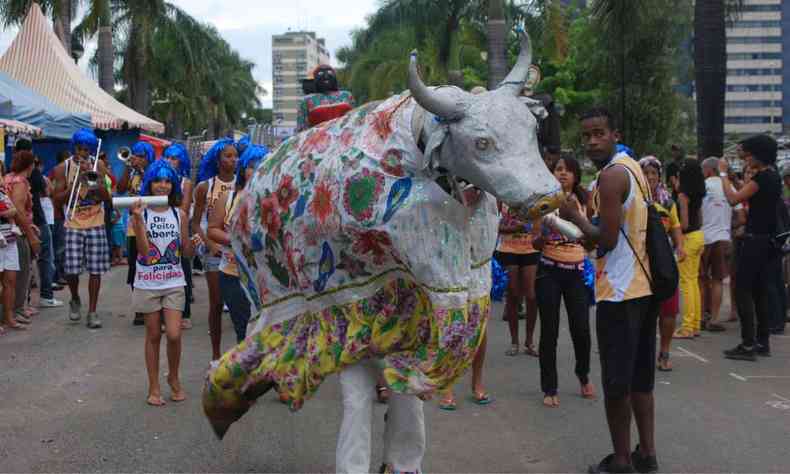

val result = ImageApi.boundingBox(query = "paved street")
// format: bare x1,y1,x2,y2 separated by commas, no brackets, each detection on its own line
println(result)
2,265,789,473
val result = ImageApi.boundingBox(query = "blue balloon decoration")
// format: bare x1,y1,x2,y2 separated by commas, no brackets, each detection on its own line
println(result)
490,256,509,302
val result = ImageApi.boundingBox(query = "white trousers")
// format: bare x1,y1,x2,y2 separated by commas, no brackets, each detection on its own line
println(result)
336,360,426,474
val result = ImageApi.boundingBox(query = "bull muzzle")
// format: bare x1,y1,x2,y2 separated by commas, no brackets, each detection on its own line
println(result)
514,189,566,221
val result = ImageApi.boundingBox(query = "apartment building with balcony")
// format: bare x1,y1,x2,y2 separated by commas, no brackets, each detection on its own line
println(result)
272,31,331,132
725,0,784,134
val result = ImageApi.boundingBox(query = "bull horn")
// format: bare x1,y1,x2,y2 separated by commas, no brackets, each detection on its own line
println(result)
408,50,466,120
496,28,533,96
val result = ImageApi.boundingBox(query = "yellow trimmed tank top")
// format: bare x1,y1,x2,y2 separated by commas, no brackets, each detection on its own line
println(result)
590,154,652,303
64,158,105,230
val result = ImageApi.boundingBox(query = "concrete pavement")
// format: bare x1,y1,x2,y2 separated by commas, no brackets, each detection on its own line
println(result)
1,266,789,472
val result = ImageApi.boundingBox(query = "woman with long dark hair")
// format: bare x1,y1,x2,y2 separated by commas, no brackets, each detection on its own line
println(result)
674,159,706,339
533,156,593,407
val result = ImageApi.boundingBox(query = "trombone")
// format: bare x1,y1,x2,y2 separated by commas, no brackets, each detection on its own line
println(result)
65,139,102,222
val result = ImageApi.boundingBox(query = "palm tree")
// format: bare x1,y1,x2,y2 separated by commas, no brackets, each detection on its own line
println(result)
0,0,73,51
486,0,508,89
73,0,113,92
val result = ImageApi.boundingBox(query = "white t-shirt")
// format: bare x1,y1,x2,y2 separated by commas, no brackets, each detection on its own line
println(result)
133,207,186,290
702,177,742,244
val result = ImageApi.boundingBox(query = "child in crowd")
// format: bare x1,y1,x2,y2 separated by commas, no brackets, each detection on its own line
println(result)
111,208,126,266
129,160,193,406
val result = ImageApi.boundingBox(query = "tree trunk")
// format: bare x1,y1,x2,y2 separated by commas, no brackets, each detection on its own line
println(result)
694,0,726,158
487,0,508,89
53,0,72,56
98,23,114,93
128,23,151,115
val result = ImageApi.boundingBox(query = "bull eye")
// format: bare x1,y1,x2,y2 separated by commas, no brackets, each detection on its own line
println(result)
475,137,491,151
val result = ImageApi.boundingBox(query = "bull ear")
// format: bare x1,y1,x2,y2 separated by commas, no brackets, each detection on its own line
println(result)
520,96,548,120
408,50,466,120
497,28,533,96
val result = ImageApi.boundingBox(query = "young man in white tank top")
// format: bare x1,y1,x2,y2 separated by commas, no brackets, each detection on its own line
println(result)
559,108,658,474
191,140,238,361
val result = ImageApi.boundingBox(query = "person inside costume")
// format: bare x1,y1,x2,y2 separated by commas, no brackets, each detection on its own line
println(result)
120,141,155,326
162,143,194,329
296,65,355,132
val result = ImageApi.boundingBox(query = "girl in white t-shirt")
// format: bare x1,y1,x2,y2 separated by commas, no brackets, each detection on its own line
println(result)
130,160,194,407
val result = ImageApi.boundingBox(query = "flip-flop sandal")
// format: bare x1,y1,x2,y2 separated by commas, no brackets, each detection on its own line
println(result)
505,344,519,356
672,329,694,339
706,322,726,332
472,392,492,405
657,352,672,372
146,396,166,407
523,344,539,357
581,383,596,399
439,397,457,411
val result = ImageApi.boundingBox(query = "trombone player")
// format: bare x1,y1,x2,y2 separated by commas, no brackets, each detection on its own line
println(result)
51,129,112,329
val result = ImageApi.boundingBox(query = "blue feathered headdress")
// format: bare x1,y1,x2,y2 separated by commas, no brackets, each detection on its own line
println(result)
197,138,238,183
131,141,155,166
162,143,191,178
71,128,98,153
237,144,269,182
141,159,182,198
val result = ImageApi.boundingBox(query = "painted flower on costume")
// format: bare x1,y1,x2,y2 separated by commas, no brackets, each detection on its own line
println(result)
344,168,385,222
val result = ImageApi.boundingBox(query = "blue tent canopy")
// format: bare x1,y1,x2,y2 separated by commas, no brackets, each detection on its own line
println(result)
0,72,91,140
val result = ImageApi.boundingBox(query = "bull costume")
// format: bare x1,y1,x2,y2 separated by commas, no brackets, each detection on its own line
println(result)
203,31,565,472
297,65,355,132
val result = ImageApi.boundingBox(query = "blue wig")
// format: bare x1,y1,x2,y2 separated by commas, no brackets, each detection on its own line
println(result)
141,159,182,198
71,128,98,153
237,144,269,182
197,138,237,183
162,143,191,178
131,141,155,166
238,135,251,152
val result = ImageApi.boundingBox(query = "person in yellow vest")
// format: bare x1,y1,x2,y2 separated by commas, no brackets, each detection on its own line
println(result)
51,129,112,329
192,138,239,361
559,108,658,474
119,141,155,326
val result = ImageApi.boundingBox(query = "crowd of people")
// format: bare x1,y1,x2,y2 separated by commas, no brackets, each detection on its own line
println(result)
2,71,789,474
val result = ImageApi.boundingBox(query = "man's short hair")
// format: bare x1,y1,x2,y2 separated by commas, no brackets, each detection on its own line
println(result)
580,107,617,131
740,134,777,166
14,138,32,152
701,157,719,173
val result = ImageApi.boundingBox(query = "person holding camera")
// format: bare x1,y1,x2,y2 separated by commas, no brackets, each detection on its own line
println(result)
51,129,112,329
718,135,783,361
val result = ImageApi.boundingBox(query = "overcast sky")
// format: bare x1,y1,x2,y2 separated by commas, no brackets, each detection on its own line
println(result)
0,0,379,107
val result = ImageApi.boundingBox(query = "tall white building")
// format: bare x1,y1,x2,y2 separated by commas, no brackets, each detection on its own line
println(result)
725,0,783,134
272,31,331,132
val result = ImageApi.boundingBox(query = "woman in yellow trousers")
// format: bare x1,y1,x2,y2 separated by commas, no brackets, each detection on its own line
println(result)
675,160,707,339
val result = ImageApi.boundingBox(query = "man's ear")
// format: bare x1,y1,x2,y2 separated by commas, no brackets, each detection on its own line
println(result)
613,130,622,142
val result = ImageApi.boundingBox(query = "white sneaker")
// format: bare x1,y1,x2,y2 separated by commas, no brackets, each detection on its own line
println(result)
86,312,102,329
39,298,64,308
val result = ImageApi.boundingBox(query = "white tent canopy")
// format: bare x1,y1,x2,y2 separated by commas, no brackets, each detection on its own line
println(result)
0,4,164,134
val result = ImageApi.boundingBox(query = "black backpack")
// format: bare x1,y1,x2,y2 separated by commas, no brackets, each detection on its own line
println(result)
616,164,680,302
772,198,790,254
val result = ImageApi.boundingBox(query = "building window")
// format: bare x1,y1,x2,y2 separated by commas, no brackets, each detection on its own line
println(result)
727,52,783,61
727,37,783,44
727,68,782,76
727,84,782,92
725,116,776,124
730,20,782,28
741,4,781,12
726,100,782,108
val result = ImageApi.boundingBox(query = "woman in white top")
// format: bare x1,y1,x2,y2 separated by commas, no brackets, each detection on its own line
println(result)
130,160,194,407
